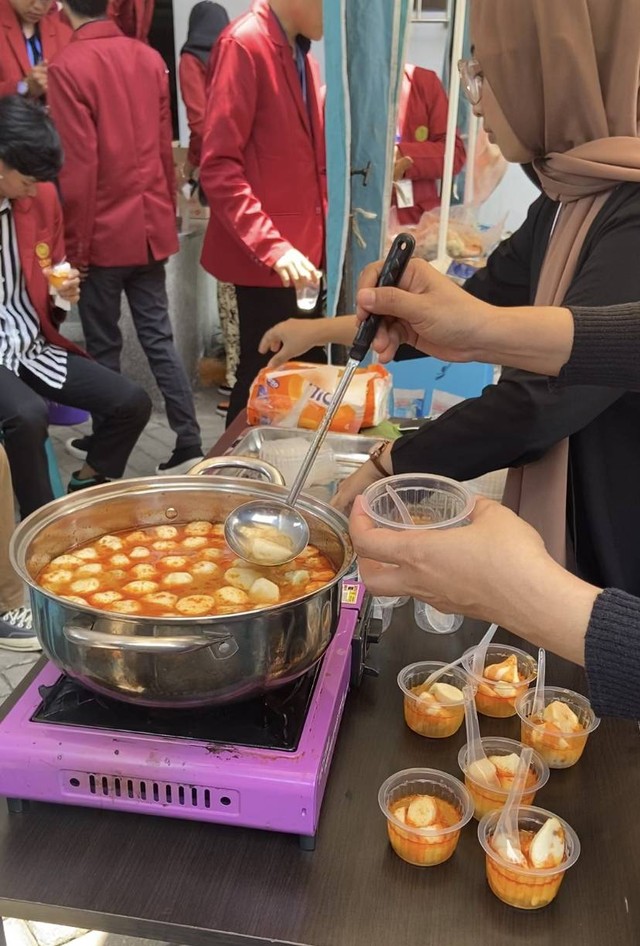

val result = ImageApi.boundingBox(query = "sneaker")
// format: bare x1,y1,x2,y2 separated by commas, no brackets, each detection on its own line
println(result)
65,435,92,460
0,607,41,652
67,470,112,493
215,401,229,418
218,384,232,397
155,446,204,475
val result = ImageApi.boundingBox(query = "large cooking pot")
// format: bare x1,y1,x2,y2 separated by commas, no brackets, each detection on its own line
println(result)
10,457,355,709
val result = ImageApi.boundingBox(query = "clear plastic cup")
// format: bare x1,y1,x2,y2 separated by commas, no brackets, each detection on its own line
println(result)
379,768,473,867
457,736,549,819
516,686,601,769
362,474,475,634
48,261,72,292
478,805,581,909
462,643,537,718
296,281,321,311
398,661,471,738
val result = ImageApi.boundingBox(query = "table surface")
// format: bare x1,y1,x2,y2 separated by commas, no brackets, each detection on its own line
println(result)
1,418,638,946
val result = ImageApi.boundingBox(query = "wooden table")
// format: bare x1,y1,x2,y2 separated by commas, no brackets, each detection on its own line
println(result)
0,609,638,946
1,418,638,945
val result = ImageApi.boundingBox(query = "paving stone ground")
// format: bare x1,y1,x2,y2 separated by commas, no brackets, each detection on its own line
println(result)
1,390,226,946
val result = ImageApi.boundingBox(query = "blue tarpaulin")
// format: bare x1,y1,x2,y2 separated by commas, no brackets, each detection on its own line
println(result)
324,0,411,316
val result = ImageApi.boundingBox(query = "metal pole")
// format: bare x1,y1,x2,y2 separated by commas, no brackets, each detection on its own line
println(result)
435,0,467,266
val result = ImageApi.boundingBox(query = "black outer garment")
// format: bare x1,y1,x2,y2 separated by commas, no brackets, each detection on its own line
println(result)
391,182,640,596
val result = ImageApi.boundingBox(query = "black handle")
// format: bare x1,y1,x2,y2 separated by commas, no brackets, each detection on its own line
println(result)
348,232,416,363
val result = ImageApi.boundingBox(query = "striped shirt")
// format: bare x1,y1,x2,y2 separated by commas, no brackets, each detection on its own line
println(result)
0,199,68,389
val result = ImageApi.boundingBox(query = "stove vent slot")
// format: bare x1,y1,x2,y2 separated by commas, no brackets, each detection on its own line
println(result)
64,771,239,815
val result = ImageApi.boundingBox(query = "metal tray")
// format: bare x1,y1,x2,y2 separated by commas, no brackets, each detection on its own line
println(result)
225,426,384,498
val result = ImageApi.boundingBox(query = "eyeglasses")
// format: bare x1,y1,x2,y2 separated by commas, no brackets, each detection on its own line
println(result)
458,59,483,106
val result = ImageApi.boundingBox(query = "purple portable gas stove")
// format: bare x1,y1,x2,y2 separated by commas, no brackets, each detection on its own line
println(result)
0,583,377,849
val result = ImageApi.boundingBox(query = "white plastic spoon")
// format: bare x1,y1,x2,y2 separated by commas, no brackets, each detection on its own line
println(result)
472,622,498,679
421,623,498,692
463,683,486,766
532,647,546,718
493,747,534,866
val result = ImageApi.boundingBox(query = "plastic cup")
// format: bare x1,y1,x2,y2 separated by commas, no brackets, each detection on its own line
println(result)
379,768,473,867
48,261,72,292
478,805,581,909
398,661,471,738
457,736,549,819
296,281,321,311
462,643,537,718
516,686,600,769
362,474,475,634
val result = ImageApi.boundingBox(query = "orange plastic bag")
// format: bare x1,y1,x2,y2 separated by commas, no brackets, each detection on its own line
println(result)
247,361,392,433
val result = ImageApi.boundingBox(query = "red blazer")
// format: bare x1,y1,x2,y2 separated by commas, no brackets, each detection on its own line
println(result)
395,65,466,225
178,52,207,169
108,0,155,42
47,20,178,269
11,184,85,357
199,0,326,288
0,0,71,98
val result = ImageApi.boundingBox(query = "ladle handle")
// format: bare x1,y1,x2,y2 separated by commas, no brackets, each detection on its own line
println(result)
348,232,416,362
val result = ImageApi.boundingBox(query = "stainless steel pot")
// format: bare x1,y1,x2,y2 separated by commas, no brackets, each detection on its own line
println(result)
10,457,355,709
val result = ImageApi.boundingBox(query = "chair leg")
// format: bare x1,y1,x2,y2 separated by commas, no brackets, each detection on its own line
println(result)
45,437,65,498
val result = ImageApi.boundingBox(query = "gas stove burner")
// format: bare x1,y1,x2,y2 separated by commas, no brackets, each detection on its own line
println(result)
0,585,375,846
32,667,322,752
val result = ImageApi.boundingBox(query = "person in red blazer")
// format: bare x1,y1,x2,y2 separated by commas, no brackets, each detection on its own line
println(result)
0,0,71,99
200,0,326,426
178,1,229,179
48,0,204,475
107,0,153,42
394,64,466,226
0,95,151,518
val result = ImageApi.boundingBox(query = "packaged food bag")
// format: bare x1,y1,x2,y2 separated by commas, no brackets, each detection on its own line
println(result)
247,361,391,433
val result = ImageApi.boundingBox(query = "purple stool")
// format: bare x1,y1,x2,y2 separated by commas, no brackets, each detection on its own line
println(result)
47,402,90,426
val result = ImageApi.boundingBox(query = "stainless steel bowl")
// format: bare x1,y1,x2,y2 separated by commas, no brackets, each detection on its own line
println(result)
10,457,355,709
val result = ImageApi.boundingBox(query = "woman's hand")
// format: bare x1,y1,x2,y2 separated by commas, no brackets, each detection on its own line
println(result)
259,318,325,368
356,256,494,363
273,248,321,289
44,267,81,304
350,495,552,625
331,443,394,514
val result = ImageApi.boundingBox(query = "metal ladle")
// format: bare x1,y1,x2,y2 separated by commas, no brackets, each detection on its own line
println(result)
224,232,416,567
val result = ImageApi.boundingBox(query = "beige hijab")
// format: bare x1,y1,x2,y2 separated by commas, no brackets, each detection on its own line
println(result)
471,0,640,565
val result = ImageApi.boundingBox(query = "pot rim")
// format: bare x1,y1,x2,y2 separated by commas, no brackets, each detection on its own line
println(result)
11,474,355,625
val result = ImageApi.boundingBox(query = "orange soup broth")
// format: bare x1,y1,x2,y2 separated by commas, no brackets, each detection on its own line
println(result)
388,795,463,866
37,523,337,619
487,829,566,909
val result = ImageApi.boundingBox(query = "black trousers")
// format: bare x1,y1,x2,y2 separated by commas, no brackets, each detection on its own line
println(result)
0,356,151,518
227,285,326,426
78,260,202,450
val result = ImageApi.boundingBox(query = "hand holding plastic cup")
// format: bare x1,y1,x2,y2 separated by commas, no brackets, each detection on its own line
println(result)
361,473,475,633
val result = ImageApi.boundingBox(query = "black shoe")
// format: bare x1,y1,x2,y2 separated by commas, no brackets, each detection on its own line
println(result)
67,470,111,493
217,384,233,397
65,435,92,460
0,608,41,652
215,401,229,418
155,446,204,475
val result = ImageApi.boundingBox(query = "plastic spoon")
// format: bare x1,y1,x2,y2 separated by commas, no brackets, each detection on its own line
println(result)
532,647,546,718
224,233,416,567
463,684,486,766
421,623,498,692
473,622,498,679
492,747,534,865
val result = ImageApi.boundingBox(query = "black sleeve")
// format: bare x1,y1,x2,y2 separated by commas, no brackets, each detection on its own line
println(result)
585,588,640,718
558,303,640,391
392,197,640,478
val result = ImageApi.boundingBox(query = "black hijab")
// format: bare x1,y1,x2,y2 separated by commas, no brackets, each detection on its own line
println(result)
180,2,230,66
